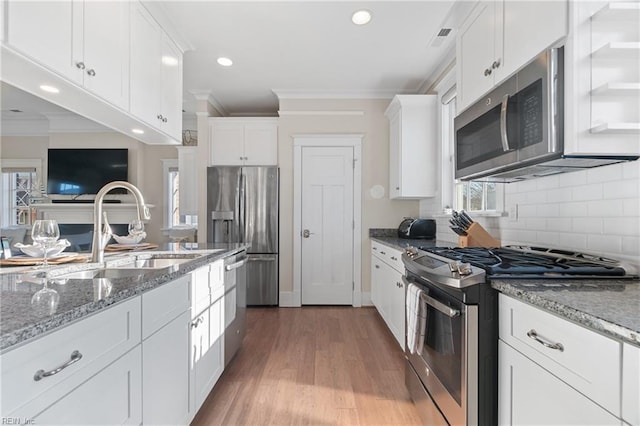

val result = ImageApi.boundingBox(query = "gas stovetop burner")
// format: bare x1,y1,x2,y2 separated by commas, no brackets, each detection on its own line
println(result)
418,245,630,277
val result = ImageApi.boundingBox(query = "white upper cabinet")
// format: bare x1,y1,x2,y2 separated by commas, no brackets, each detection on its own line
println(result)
130,2,183,141
6,0,130,109
564,1,640,155
457,0,568,112
6,1,77,82
209,118,278,166
385,95,437,199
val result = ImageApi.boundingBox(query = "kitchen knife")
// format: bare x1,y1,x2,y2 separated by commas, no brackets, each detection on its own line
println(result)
450,226,467,236
461,210,474,226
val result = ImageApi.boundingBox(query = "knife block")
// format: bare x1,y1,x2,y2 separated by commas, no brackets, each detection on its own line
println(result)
458,222,500,248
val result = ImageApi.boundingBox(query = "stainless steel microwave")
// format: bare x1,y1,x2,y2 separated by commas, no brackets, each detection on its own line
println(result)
455,48,564,181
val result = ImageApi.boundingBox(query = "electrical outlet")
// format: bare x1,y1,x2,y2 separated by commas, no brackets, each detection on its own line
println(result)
508,204,518,222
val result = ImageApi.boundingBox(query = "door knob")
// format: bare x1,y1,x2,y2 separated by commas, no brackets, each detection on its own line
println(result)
302,229,314,238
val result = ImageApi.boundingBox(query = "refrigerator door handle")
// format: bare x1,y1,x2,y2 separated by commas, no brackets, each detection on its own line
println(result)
239,171,245,243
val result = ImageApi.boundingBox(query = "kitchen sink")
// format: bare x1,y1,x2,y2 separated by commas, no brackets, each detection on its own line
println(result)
59,268,150,280
58,252,208,280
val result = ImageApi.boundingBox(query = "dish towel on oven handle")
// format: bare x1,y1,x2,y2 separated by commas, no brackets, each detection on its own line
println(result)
406,282,427,355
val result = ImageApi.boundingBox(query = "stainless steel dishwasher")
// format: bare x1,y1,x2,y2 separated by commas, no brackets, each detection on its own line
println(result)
224,251,247,366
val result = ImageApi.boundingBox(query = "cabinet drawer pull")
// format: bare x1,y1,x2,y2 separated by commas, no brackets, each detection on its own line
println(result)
527,329,564,352
75,61,85,70
492,59,501,69
375,264,380,269
87,69,96,77
380,251,386,255
391,256,398,261
484,68,492,76
34,350,83,381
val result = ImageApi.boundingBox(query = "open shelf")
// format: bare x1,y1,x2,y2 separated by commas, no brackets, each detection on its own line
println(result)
590,122,640,134
591,42,640,59
591,82,640,95
592,2,640,21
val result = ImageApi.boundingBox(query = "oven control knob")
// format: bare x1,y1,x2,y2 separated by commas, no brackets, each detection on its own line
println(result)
425,367,430,377
448,262,459,273
458,262,472,276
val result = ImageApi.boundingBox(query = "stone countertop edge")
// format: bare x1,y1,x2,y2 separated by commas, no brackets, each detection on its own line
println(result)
492,280,640,347
370,236,438,251
0,244,250,352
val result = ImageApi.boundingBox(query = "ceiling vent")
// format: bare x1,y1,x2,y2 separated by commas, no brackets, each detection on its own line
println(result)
429,28,453,48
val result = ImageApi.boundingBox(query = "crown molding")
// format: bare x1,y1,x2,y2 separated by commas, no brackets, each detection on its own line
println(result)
278,110,365,117
272,89,398,100
189,90,229,117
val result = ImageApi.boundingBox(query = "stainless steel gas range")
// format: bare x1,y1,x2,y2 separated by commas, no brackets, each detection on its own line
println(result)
402,245,636,426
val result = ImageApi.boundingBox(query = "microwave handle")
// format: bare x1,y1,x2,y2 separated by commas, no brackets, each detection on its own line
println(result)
500,94,512,152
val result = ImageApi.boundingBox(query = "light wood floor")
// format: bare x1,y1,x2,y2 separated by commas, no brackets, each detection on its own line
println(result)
191,306,422,426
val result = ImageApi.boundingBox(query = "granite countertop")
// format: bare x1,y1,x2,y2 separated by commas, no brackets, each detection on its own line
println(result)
492,279,640,347
369,228,438,251
0,243,249,352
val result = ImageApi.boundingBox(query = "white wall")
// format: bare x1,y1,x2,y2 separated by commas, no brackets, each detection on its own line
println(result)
277,98,420,295
426,161,640,268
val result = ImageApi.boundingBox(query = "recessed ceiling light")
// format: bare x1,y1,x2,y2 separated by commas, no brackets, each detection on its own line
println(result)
352,9,372,25
162,55,179,66
132,128,145,135
39,85,59,94
217,57,233,67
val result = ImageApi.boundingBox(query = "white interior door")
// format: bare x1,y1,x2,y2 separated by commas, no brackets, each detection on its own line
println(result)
300,146,354,305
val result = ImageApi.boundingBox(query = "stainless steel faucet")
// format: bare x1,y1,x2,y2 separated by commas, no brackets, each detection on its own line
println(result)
91,181,151,263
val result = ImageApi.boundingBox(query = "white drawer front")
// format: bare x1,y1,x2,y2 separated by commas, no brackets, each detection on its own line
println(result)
191,266,211,317
142,275,190,340
623,342,640,426
371,241,385,260
499,294,621,415
209,259,224,291
371,241,404,273
1,297,142,416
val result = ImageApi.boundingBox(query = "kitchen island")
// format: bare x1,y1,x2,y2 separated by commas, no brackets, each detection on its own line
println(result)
0,243,249,425
0,243,248,350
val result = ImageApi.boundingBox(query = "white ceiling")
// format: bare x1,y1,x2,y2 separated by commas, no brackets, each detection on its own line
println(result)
150,0,468,116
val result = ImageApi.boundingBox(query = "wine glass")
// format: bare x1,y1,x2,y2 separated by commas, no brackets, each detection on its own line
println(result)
31,219,60,268
31,279,60,317
128,219,145,240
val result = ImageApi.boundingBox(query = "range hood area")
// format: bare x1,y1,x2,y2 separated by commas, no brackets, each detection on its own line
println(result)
465,154,640,183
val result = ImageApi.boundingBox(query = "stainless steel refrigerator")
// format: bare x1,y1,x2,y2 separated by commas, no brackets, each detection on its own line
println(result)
207,166,278,305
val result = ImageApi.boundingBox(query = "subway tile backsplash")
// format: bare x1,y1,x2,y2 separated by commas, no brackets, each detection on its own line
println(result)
421,161,640,266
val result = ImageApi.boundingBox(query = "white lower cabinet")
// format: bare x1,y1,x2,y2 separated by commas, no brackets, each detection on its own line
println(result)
0,297,142,423
141,275,191,426
0,258,234,425
623,342,640,426
35,347,142,425
191,291,225,411
370,241,405,348
498,294,632,425
499,340,619,426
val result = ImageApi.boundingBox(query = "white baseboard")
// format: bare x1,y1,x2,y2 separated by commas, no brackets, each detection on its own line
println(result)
279,291,301,307
280,291,372,307
361,291,373,306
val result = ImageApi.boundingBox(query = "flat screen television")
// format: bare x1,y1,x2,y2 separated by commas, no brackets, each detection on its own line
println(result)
47,148,128,195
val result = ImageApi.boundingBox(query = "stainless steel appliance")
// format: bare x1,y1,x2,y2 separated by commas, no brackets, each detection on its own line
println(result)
207,166,278,305
402,245,637,426
455,47,637,182
224,251,247,365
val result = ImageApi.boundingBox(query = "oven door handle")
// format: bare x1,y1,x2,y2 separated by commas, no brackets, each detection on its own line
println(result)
402,276,461,318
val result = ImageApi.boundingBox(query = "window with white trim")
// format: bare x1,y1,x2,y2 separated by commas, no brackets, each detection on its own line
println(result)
162,160,197,228
1,160,42,227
